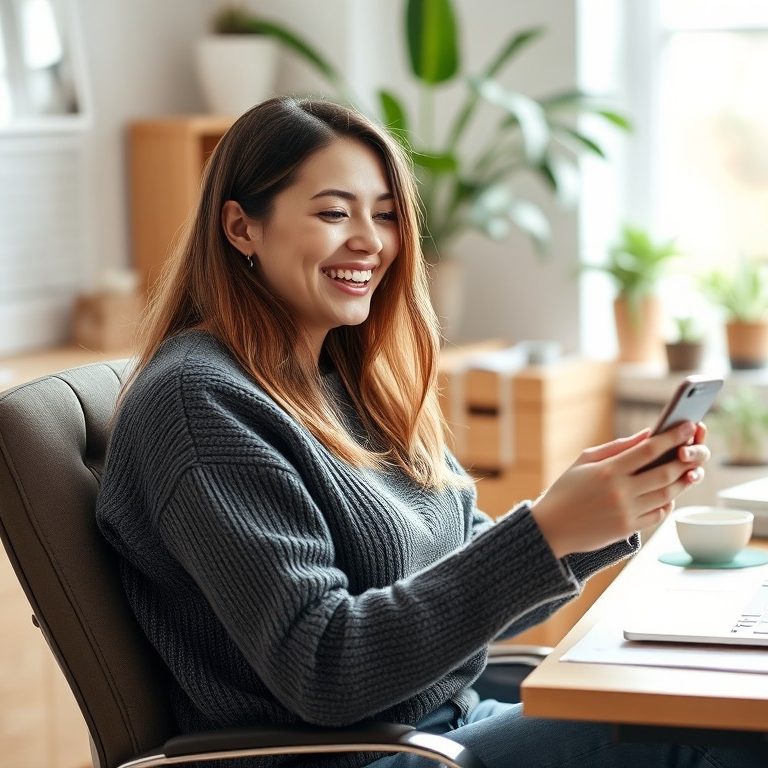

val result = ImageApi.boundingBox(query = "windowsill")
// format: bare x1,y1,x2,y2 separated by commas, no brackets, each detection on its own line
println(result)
616,358,768,405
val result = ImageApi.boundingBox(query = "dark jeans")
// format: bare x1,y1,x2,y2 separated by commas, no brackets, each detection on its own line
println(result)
365,698,765,768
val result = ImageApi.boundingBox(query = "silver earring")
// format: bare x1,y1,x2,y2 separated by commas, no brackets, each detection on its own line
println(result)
247,254,254,269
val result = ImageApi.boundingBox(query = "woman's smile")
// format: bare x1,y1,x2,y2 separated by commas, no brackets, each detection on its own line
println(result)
320,263,377,295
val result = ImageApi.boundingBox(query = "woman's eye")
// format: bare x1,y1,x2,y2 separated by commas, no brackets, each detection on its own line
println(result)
376,211,397,222
319,210,348,220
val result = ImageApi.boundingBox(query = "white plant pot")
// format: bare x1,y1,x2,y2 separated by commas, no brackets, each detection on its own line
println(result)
196,35,277,116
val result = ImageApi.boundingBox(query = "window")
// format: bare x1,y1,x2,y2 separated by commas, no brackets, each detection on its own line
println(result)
579,0,768,361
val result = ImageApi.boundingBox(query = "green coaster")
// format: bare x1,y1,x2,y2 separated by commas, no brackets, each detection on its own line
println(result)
659,548,768,569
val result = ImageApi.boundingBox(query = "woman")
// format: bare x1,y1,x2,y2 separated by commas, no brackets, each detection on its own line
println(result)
96,97,750,768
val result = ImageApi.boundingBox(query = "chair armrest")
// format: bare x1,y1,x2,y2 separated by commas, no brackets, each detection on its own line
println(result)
487,641,553,667
120,723,487,768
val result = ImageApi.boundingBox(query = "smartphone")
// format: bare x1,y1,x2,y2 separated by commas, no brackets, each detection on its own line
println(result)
637,375,724,472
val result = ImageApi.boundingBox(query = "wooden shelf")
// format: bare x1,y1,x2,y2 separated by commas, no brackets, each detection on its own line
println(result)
128,115,233,292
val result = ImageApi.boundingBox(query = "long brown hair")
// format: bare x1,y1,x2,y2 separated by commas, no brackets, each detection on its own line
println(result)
128,96,468,490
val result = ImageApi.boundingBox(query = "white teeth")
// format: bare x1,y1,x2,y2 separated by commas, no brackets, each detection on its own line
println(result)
323,268,373,283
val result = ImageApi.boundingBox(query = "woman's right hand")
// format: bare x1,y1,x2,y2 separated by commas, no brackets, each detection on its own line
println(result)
530,422,709,558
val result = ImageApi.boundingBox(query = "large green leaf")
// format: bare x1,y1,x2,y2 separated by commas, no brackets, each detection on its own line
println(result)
405,0,460,85
378,89,412,149
411,151,458,172
472,79,549,162
446,26,543,150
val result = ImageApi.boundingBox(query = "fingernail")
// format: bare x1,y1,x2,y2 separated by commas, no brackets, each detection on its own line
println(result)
682,447,693,461
690,467,704,483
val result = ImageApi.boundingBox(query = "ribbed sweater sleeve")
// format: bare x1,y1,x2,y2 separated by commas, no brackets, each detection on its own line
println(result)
158,460,580,727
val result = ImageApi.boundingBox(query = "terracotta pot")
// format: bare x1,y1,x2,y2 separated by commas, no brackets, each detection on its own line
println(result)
427,258,464,342
613,295,664,364
665,342,704,373
726,321,768,369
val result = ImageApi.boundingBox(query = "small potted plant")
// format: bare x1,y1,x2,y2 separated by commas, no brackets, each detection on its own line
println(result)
586,224,679,364
701,258,768,370
665,316,704,372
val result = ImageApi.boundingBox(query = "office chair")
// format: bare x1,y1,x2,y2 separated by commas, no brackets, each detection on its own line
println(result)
0,360,550,768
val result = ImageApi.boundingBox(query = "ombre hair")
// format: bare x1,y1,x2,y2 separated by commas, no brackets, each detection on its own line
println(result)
127,96,469,490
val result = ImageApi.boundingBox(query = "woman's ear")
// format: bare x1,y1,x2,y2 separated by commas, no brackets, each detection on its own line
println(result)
221,200,262,256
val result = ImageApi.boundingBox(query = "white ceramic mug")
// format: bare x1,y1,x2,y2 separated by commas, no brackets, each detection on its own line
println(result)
675,506,754,564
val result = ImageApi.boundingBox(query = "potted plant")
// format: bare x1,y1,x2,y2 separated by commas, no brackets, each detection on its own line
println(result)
701,258,768,370
586,224,679,364
197,4,350,116
665,316,704,373
208,0,629,337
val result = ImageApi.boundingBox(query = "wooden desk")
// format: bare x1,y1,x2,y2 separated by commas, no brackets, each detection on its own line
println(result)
522,517,768,734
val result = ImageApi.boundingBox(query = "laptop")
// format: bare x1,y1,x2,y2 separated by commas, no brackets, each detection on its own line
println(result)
623,573,768,647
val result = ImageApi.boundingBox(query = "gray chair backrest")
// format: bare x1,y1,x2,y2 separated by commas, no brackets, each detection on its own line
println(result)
0,362,174,768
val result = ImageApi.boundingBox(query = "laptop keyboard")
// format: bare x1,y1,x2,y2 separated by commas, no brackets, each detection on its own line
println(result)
732,580,768,635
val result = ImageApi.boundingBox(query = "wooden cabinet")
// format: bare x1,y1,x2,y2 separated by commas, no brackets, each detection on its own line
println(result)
128,116,232,292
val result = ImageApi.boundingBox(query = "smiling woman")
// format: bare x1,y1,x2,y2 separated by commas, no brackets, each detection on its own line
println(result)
94,96,735,768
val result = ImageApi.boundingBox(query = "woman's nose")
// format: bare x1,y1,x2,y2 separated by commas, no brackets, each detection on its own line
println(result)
347,219,383,254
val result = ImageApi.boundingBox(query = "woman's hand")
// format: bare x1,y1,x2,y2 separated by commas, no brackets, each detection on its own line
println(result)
530,422,710,559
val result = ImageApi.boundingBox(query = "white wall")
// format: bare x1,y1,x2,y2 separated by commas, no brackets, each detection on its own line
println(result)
79,0,210,285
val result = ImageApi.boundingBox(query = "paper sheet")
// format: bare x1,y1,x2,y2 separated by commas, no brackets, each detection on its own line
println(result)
561,617,768,674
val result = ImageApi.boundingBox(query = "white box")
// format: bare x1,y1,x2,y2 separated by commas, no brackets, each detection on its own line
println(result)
717,476,768,537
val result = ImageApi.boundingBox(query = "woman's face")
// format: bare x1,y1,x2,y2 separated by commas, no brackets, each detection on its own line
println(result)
248,138,400,357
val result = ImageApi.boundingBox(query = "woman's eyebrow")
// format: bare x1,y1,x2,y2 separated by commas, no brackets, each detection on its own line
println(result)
311,189,394,201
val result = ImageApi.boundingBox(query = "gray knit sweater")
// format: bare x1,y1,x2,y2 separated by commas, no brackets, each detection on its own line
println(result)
95,330,639,768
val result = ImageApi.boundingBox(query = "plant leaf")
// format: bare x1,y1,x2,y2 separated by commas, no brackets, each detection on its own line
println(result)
446,26,543,150
507,199,551,253
411,151,459,172
405,0,460,85
378,89,412,149
470,185,550,252
596,109,632,130
246,19,343,85
473,79,549,162
484,27,544,78
539,155,580,206
541,92,633,132
551,124,606,158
